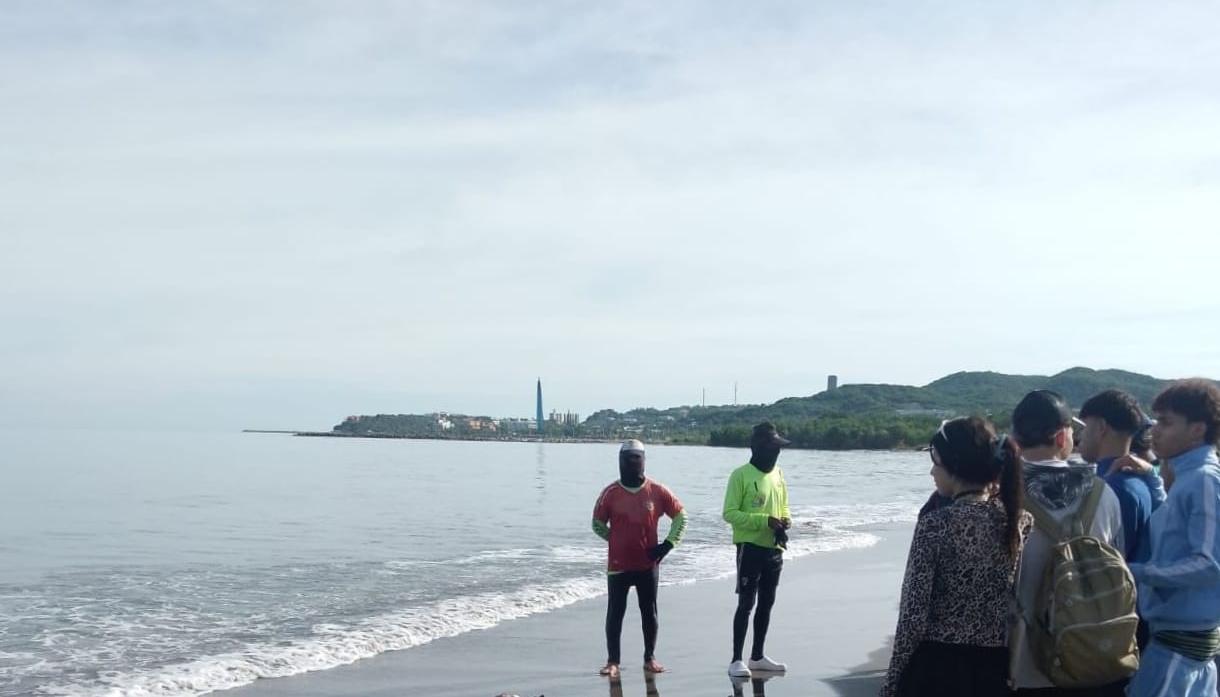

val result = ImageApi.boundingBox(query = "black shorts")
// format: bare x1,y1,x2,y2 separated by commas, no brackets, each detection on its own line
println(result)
735,542,783,595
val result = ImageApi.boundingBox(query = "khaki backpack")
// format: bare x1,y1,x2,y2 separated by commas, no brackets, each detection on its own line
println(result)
1023,481,1140,688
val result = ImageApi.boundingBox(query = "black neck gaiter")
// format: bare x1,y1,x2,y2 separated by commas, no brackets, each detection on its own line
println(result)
750,446,780,473
619,460,645,488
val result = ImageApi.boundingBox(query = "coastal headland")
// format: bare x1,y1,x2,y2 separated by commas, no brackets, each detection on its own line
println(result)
248,367,1198,451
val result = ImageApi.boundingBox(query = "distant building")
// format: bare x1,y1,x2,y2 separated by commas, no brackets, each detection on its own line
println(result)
500,417,536,432
827,374,839,392
536,379,544,433
549,410,580,426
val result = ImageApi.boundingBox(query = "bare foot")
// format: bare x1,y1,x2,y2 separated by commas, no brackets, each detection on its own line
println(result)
643,659,666,673
599,662,620,678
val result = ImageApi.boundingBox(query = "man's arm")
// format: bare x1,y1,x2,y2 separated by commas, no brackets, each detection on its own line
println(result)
722,471,769,531
592,488,612,541
1112,454,1167,509
646,489,687,562
657,486,688,546
664,509,687,546
1131,476,1220,589
592,518,610,541
779,469,791,524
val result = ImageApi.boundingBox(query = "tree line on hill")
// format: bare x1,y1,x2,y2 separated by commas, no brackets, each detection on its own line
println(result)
332,367,1205,450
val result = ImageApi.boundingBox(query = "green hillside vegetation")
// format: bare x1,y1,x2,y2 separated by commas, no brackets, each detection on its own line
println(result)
332,367,1202,450
334,413,448,437
707,414,942,450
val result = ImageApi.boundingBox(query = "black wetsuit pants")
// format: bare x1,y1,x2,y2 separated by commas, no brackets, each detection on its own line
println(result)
733,542,783,662
606,567,659,664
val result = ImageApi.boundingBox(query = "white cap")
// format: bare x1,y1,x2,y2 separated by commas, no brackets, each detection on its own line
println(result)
620,439,645,454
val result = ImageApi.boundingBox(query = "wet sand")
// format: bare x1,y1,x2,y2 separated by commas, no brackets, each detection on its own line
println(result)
227,523,912,697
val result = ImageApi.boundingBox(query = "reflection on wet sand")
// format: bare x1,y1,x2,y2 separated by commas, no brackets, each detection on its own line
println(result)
606,671,664,697
730,674,778,697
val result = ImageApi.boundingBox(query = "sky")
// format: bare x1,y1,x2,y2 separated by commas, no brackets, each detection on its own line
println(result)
3,1,1219,431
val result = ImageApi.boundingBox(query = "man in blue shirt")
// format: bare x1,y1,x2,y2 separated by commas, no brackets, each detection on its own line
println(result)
1127,379,1220,697
1078,389,1164,563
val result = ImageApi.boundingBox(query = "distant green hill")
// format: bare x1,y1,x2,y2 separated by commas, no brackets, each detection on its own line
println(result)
736,367,1171,423
691,367,1186,449
590,367,1171,430
333,368,1206,450
583,367,1198,448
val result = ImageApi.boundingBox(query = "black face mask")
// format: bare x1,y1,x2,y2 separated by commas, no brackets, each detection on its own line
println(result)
750,446,780,473
619,456,645,487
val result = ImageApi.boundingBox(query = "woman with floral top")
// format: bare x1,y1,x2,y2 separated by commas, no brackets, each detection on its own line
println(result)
881,416,1033,697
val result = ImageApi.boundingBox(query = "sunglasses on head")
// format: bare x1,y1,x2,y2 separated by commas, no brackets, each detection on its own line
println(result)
936,419,954,444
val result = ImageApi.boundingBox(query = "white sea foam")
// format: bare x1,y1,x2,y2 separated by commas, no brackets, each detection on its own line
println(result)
451,548,537,564
37,576,608,697
29,504,908,697
796,501,922,529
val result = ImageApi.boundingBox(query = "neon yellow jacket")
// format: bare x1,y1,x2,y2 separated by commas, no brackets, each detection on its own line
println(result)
722,462,790,549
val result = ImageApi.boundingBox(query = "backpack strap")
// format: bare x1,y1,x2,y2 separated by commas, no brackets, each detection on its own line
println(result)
1073,478,1106,536
1023,495,1067,541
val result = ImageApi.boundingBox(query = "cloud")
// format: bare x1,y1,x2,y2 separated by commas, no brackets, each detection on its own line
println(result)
2,1,1219,428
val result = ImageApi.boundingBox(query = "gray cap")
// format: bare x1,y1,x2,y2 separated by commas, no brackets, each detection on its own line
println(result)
620,439,645,454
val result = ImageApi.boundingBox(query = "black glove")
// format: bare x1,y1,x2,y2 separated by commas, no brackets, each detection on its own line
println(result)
773,527,789,550
647,540,673,562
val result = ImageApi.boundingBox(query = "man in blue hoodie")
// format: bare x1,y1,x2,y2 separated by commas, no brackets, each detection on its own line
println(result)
1077,389,1166,563
1127,379,1220,697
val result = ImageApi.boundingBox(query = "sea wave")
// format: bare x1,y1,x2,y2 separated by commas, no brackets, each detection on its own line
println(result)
37,576,607,697
29,504,904,697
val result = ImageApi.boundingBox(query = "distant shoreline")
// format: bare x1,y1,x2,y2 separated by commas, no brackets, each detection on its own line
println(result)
241,429,621,445
240,429,920,451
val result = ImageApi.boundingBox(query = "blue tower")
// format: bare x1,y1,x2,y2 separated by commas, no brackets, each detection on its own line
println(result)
536,379,544,433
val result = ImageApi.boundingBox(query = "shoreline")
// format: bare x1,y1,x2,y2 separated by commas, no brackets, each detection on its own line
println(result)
225,523,912,697
243,429,622,444
241,429,921,452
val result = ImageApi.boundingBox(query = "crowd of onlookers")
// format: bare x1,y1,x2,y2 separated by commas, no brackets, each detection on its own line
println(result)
882,379,1220,697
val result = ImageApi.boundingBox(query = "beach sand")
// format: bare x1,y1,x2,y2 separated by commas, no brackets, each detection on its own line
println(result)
227,523,912,697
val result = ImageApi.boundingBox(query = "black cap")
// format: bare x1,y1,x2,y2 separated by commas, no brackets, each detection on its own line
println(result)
1012,389,1082,447
751,422,791,448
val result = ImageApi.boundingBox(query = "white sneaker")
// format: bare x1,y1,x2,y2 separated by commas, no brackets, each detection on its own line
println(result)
748,656,787,672
727,660,752,677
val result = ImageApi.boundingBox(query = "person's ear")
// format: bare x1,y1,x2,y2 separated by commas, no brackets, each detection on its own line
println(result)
1188,420,1207,444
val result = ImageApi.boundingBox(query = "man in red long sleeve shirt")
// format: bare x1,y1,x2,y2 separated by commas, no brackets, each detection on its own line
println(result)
592,440,687,678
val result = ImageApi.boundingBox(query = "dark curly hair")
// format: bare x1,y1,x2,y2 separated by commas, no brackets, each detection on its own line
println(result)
1080,389,1143,434
1152,379,1220,445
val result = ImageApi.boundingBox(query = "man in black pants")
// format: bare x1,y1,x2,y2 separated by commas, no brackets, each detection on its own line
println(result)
592,440,687,678
723,423,792,678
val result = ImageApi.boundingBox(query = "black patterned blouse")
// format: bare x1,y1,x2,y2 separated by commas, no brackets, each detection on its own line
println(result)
880,498,1033,697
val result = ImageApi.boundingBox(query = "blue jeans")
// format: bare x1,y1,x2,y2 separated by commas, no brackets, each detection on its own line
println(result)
1127,641,1217,697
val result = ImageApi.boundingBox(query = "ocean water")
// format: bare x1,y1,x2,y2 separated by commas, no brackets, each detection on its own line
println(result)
0,431,931,697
